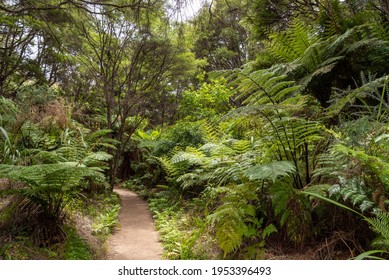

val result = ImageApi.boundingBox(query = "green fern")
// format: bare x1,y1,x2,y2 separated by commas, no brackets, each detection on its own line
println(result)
200,120,224,143
0,162,105,245
82,151,113,168
64,228,92,260
370,212,389,251
311,149,347,180
155,156,180,178
271,182,312,245
24,150,68,164
328,73,389,120
230,139,252,154
0,163,103,216
244,161,295,183
170,147,206,166
200,142,236,158
236,68,300,106
329,177,376,213
206,183,258,257
266,18,319,63
0,97,18,127
334,144,389,190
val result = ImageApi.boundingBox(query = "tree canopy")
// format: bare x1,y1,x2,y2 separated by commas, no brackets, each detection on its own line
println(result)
1,0,389,260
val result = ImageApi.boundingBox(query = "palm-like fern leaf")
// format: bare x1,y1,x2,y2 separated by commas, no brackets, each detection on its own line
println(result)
370,212,389,250
236,69,300,106
244,161,296,183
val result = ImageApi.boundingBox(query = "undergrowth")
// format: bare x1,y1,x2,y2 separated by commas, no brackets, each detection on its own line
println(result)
124,180,221,260
0,191,120,259
149,195,220,260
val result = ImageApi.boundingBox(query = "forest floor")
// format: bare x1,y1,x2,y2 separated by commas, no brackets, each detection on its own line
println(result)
106,188,163,260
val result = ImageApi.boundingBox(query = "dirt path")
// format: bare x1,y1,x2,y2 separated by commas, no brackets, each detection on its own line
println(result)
106,188,163,260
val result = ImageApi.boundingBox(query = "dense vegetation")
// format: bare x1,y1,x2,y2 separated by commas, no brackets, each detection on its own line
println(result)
1,0,389,259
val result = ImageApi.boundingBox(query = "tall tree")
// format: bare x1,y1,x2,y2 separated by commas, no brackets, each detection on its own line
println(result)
191,0,249,71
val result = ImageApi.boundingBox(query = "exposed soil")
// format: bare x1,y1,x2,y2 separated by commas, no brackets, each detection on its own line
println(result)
106,188,163,260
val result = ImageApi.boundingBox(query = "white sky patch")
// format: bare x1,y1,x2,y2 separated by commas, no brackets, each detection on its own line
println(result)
167,0,205,21
183,0,204,18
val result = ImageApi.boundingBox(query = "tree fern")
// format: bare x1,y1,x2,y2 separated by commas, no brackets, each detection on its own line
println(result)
155,156,181,178
244,161,296,183
236,68,300,106
0,163,104,214
206,183,259,257
266,18,319,63
0,163,105,245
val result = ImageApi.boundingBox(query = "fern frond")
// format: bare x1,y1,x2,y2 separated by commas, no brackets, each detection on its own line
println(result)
266,18,319,63
176,172,200,189
369,212,389,250
56,145,87,162
200,142,236,158
312,150,347,180
244,161,295,183
329,177,375,213
334,144,389,188
236,69,300,106
230,140,252,154
0,162,104,216
0,97,18,126
155,156,180,178
24,150,67,164
327,74,389,118
170,148,206,166
207,191,257,256
82,151,113,167
200,120,223,143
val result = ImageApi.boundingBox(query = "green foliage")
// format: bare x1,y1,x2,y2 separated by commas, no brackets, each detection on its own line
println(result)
227,66,326,190
207,185,258,257
92,204,120,236
0,163,104,215
0,162,105,245
64,228,92,260
369,213,389,252
335,144,389,192
329,177,376,213
265,18,319,63
206,182,277,258
166,121,205,148
178,78,233,120
149,195,216,260
236,67,301,106
244,161,295,183
2,0,388,260
327,74,389,120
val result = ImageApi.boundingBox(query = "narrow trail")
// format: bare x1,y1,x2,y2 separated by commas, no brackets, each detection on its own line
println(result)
106,188,163,260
